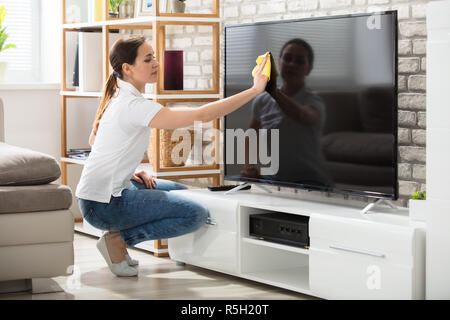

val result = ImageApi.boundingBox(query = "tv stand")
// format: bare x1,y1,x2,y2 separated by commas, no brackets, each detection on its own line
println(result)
168,189,425,299
361,198,399,215
224,182,272,195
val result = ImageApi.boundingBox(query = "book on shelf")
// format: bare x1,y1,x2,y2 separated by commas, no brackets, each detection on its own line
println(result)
78,31,121,92
65,32,78,89
72,38,79,87
67,148,91,160
68,148,91,153
78,31,102,92
68,153,90,160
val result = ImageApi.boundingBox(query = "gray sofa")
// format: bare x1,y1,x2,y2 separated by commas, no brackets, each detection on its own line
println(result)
0,98,74,294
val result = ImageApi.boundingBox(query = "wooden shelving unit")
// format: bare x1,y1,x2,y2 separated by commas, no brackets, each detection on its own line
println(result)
60,0,222,256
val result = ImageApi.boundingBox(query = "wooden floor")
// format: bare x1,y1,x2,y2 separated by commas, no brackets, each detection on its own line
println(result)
0,232,315,300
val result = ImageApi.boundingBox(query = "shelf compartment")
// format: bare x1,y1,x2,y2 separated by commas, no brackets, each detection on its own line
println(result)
62,0,220,27
156,0,219,18
154,21,220,95
242,237,309,255
61,29,123,92
148,107,220,180
242,266,311,295
240,240,311,295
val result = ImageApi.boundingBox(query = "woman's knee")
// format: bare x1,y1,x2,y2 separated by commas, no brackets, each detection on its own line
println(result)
155,179,188,191
190,202,209,228
175,183,188,190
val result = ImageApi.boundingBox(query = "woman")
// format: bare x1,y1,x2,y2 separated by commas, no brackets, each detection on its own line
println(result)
242,38,331,187
75,36,268,277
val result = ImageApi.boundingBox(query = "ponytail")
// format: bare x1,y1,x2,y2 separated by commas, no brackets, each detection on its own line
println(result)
92,72,118,135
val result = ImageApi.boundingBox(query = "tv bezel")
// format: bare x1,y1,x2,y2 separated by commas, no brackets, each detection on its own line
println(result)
223,11,399,200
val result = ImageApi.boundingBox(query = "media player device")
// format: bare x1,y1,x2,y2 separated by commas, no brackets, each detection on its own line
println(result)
249,212,310,248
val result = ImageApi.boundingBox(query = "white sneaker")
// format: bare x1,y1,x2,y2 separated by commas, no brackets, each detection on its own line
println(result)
102,231,139,267
96,235,138,277
125,254,139,266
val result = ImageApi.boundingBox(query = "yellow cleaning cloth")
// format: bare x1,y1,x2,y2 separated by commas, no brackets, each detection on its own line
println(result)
252,51,277,80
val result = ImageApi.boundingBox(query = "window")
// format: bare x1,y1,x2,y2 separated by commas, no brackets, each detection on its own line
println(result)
1,0,40,82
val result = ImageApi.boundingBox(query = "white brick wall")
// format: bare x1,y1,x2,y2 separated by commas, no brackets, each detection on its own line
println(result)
399,146,426,162
320,0,352,9
257,1,287,15
398,93,426,110
398,40,412,55
408,75,426,91
241,4,257,16
398,110,416,127
399,57,421,73
399,21,427,37
287,0,319,11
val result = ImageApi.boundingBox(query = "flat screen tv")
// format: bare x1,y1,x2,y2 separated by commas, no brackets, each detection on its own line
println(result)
224,11,398,199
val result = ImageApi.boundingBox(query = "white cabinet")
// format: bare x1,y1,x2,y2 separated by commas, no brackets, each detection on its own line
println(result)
168,189,425,299
309,214,424,299
168,192,239,274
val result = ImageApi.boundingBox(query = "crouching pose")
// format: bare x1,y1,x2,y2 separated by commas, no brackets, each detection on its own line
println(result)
76,36,269,277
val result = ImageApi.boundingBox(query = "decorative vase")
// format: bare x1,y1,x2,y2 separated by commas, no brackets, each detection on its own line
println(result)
170,0,186,13
164,50,183,90
409,199,427,222
0,62,7,82
119,0,135,18
108,12,119,18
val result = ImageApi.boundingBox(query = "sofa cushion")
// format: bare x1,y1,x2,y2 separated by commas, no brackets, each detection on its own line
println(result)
0,142,61,186
322,132,394,166
0,209,74,247
0,242,74,282
0,184,72,214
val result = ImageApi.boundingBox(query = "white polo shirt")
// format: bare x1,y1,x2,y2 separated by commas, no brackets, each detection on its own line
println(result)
76,79,163,203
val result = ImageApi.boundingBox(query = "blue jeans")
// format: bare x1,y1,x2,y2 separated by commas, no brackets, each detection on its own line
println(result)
77,179,209,247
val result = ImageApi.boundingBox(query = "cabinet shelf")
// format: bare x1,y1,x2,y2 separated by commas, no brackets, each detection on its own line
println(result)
242,266,311,295
242,237,310,255
60,91,102,98
62,16,221,30
60,91,221,100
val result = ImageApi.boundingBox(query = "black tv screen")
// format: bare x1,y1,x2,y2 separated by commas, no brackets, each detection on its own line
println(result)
224,11,398,199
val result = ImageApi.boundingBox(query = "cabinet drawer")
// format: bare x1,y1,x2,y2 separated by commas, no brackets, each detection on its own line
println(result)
309,213,421,299
310,247,414,299
310,214,415,263
168,227,238,274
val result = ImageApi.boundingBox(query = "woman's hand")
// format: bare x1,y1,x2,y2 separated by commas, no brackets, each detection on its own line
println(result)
252,55,270,94
132,170,156,189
